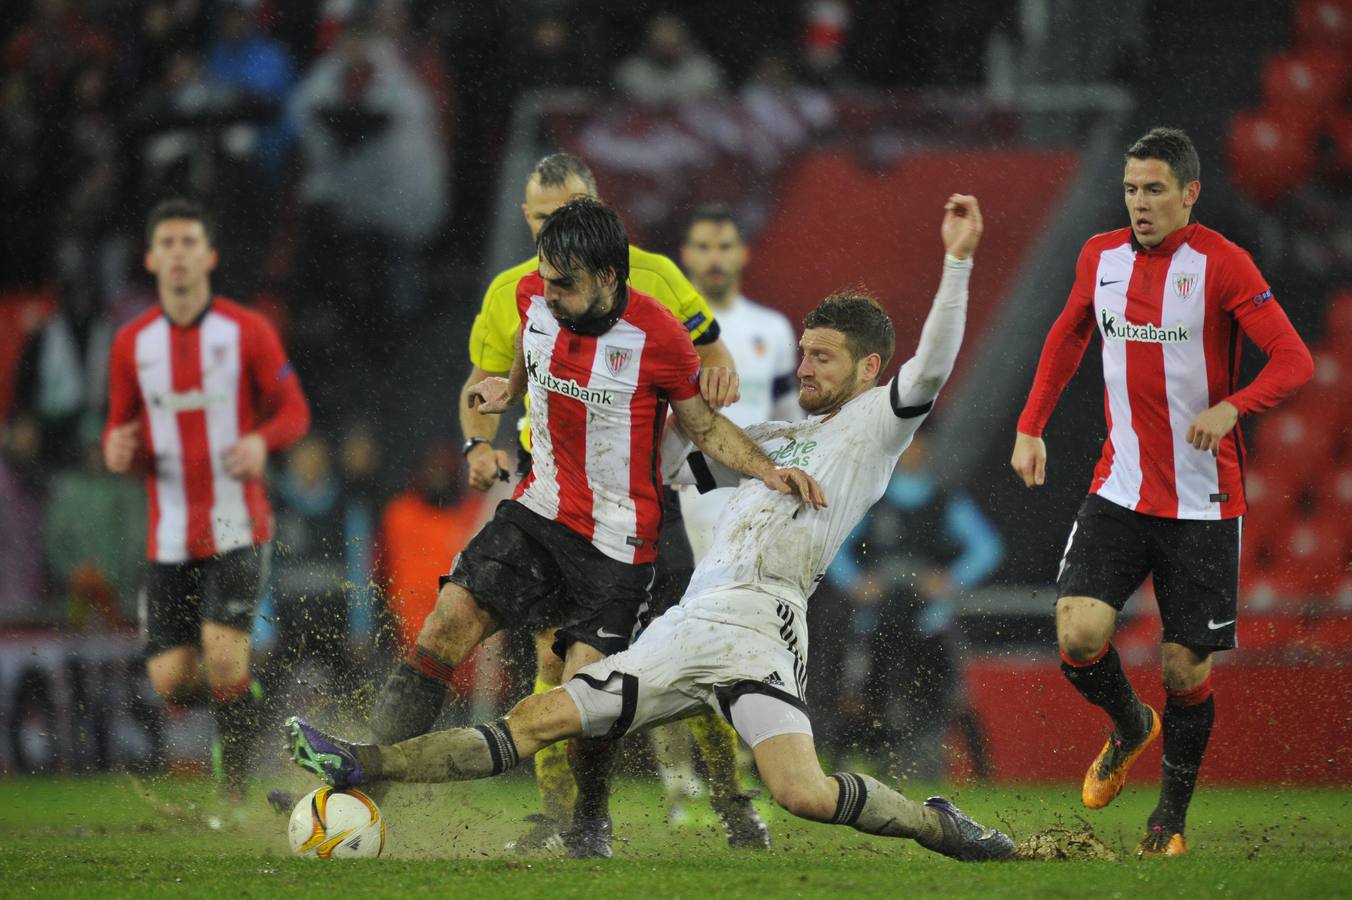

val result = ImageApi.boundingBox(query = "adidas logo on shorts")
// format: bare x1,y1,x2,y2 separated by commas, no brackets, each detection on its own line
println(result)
763,672,785,687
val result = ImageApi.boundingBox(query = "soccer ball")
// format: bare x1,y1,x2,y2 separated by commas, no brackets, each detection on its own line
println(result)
287,787,386,859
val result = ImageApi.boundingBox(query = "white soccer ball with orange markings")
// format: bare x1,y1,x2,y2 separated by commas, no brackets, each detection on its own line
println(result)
288,787,386,859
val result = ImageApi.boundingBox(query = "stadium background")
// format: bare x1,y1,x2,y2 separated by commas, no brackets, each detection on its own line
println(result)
0,0,1347,793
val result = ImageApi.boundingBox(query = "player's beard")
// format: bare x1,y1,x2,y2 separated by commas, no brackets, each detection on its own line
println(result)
555,287,607,329
799,370,858,415
696,268,733,304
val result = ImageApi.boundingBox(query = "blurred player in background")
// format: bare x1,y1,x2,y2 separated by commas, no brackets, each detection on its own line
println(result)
369,198,803,858
829,431,1002,781
1011,127,1313,856
104,198,311,802
456,154,768,852
290,194,1017,863
646,204,801,827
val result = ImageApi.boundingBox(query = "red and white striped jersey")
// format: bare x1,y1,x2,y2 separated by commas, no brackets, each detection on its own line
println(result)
1019,223,1312,520
513,275,701,564
105,298,310,562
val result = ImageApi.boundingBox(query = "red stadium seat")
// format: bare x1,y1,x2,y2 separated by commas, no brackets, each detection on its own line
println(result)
1260,51,1352,112
1294,0,1352,51
1268,513,1351,598
1226,110,1317,206
1253,407,1340,472
1241,463,1305,565
1324,288,1352,350
1316,464,1352,516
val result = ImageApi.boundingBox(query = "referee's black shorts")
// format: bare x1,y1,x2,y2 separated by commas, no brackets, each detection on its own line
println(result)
1056,494,1240,651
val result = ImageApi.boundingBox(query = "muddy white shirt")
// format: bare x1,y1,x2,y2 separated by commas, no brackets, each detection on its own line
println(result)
663,256,972,629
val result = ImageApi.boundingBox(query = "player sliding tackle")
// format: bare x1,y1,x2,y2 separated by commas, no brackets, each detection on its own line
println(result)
288,195,1014,862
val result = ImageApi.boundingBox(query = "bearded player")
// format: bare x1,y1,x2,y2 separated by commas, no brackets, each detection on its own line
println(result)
457,153,764,851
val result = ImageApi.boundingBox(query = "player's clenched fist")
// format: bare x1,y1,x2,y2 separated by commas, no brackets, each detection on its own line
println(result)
699,366,740,410
1185,400,1238,457
104,421,141,473
942,194,983,260
223,433,268,480
468,376,516,415
764,466,828,509
1010,431,1046,487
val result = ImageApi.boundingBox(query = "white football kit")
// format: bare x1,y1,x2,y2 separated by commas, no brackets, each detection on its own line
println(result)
565,257,972,747
677,294,802,562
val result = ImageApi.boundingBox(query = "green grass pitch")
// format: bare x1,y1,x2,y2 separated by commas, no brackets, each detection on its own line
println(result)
0,771,1346,898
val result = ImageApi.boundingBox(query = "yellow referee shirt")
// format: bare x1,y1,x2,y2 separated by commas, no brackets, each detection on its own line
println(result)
467,244,719,451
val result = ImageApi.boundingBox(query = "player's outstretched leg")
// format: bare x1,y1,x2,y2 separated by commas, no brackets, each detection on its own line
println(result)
1058,598,1158,809
687,711,770,850
288,684,585,787
753,733,1013,861
1138,649,1216,857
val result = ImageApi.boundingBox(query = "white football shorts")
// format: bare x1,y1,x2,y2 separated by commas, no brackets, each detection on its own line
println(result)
563,591,813,748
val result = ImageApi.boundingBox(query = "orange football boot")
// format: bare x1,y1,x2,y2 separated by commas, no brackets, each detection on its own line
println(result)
1136,825,1187,857
1081,704,1161,809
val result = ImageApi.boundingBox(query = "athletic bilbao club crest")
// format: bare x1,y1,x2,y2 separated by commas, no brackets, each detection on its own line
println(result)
1173,272,1199,301
604,345,632,376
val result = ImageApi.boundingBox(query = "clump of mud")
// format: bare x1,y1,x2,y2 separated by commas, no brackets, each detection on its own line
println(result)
1015,825,1118,861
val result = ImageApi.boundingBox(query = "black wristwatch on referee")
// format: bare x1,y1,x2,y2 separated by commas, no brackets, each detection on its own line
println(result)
462,437,492,457
463,437,510,482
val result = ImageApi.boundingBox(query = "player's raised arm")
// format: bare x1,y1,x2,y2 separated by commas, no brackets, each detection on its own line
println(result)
890,195,982,416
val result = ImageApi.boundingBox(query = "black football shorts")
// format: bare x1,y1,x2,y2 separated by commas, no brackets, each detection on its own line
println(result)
648,487,695,619
444,500,654,658
1056,494,1240,650
140,543,272,657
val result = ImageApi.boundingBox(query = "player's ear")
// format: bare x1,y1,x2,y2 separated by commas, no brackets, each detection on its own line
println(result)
207,248,219,272
1183,180,1200,209
860,352,881,383
144,250,157,274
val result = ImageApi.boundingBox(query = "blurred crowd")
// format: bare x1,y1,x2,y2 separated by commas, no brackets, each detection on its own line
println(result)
0,0,1015,625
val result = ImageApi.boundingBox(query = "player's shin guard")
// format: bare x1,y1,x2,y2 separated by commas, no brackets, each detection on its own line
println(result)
688,709,742,803
569,738,618,821
373,719,520,782
367,647,454,744
531,675,577,824
1150,678,1215,833
210,677,262,792
830,773,945,847
1060,643,1150,738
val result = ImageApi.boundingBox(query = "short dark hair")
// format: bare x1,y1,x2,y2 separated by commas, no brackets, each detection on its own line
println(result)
145,197,215,247
531,153,598,197
684,203,741,243
537,197,630,287
1125,127,1200,188
802,288,895,369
